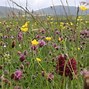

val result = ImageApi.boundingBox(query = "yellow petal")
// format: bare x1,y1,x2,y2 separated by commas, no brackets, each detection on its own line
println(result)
45,37,52,41
79,5,88,11
21,27,28,32
31,39,39,46
36,58,41,62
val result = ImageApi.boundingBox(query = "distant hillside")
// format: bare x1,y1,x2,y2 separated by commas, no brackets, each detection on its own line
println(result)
0,6,89,18
0,6,23,17
35,5,89,16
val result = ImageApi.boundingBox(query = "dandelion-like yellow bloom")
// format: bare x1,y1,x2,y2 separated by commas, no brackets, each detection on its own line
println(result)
31,39,39,46
45,37,52,41
79,5,88,11
21,21,29,32
36,58,41,62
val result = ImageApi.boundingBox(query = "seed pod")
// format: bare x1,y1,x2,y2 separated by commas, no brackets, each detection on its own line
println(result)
12,40,16,48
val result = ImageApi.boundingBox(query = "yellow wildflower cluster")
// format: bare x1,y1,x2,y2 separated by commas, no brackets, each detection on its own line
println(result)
60,22,66,30
45,37,52,41
79,5,88,11
31,39,39,46
77,16,83,21
21,21,29,32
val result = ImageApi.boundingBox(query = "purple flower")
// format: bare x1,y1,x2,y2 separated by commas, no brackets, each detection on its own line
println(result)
11,70,22,81
47,73,54,82
80,29,89,38
14,86,22,89
40,29,46,34
14,70,22,80
81,69,89,89
18,32,23,42
31,45,37,50
55,30,60,35
36,35,41,39
81,69,89,76
25,61,30,67
53,43,57,48
19,54,25,62
56,54,77,79
53,43,60,50
39,40,46,47
3,35,8,39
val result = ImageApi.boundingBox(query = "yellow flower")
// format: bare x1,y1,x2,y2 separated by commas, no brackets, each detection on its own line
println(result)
78,47,80,51
85,21,88,23
58,37,62,41
78,16,82,19
70,22,73,26
36,58,41,62
60,22,64,25
79,5,88,11
45,37,52,41
21,21,29,32
60,22,66,29
21,27,28,32
51,17,53,20
31,39,39,46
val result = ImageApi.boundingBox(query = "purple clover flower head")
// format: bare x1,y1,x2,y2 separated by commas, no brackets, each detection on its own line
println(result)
31,45,37,50
19,54,25,62
11,70,22,81
18,31,23,42
3,35,8,39
80,69,89,76
40,29,46,34
14,86,22,89
53,43,57,48
39,40,46,47
81,69,89,89
55,30,60,35
80,29,89,38
56,54,77,79
36,35,41,39
14,70,22,80
41,36,45,39
52,43,59,50
47,73,54,82
55,46,60,50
